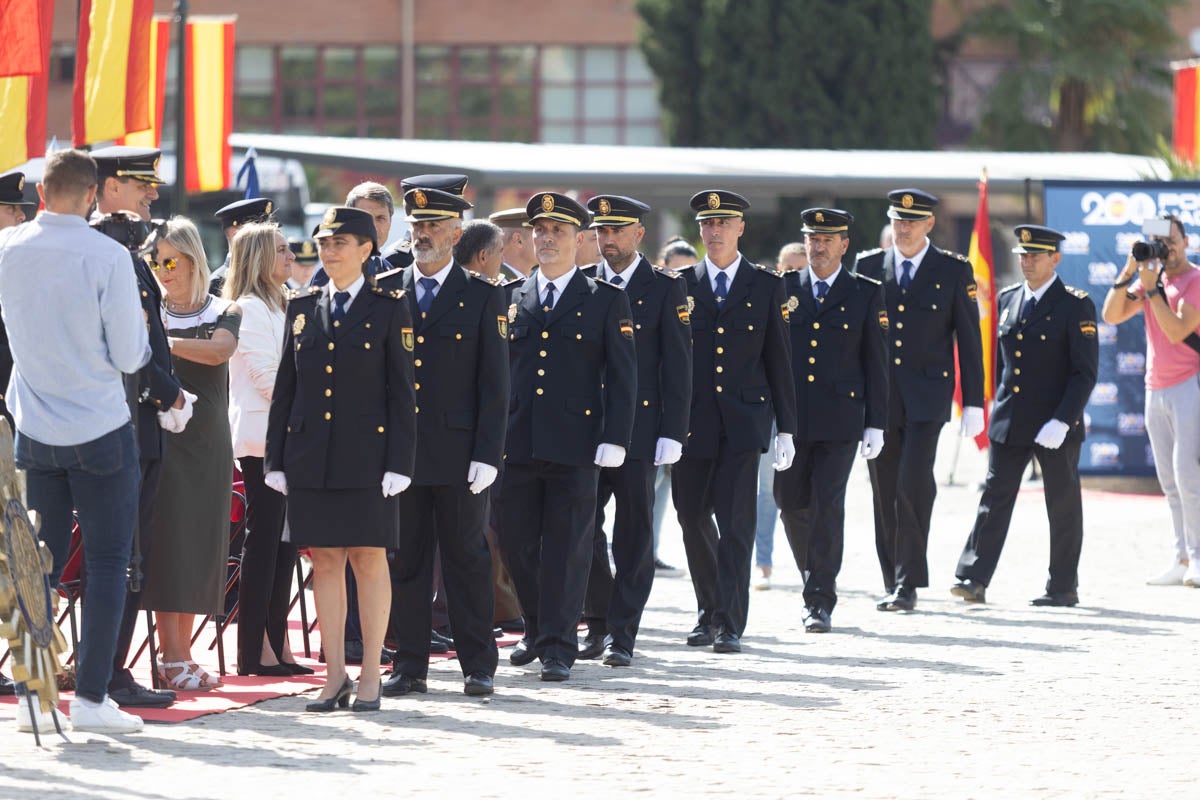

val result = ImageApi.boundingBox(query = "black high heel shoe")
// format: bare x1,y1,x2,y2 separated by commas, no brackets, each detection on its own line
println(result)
283,662,315,676
305,676,354,712
351,683,382,713
238,664,294,678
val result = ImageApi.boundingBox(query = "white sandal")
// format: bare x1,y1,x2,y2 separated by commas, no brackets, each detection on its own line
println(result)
185,660,223,689
156,661,211,691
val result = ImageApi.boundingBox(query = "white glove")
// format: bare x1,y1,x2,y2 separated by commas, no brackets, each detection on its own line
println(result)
860,428,885,460
157,409,183,433
1034,419,1070,450
382,472,412,497
467,461,498,494
653,438,683,466
172,390,198,431
773,433,795,471
961,406,985,439
594,443,627,468
264,471,288,496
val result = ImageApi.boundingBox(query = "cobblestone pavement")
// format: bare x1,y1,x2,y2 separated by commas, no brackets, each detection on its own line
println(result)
3,433,1196,799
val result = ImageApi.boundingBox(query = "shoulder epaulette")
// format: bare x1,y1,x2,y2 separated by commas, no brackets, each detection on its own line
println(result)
999,282,1022,295
388,240,412,254
1065,285,1090,299
946,250,970,263
469,270,503,286
856,247,883,260
593,277,621,290
854,273,882,286
753,262,784,278
287,285,322,302
370,285,406,300
653,266,682,279
502,276,525,288
374,266,403,282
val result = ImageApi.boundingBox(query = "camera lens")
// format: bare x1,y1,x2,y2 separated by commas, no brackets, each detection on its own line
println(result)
1132,240,1169,262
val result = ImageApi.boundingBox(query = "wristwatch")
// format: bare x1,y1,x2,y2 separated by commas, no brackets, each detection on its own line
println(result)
1145,287,1161,298
1112,277,1133,289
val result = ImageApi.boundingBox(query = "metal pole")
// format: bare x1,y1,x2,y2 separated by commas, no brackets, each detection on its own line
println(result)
174,0,189,215
401,0,415,139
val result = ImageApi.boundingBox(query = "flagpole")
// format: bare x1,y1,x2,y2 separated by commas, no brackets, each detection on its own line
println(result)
173,0,188,215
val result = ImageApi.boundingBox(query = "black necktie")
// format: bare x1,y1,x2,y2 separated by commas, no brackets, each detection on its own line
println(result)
418,277,438,314
714,271,728,305
815,280,828,302
543,282,556,311
332,291,350,323
900,260,913,290
1020,295,1036,322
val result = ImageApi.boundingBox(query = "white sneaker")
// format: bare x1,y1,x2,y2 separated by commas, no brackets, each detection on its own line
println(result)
15,698,67,733
70,696,144,733
1146,562,1188,586
1184,562,1200,588
752,573,771,591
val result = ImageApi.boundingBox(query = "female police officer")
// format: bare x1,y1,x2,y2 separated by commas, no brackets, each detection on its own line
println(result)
264,206,416,712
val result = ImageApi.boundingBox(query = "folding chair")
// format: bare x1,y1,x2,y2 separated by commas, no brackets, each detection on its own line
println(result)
191,483,247,677
287,550,315,658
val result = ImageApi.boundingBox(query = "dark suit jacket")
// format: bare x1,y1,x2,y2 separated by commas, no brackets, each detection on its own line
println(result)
581,258,692,460
0,312,12,428
784,269,889,442
133,253,182,461
855,244,984,423
989,279,1099,446
679,258,796,458
505,268,637,467
265,284,417,488
396,262,509,485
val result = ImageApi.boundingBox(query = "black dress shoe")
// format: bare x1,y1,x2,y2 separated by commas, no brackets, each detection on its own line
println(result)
509,639,537,666
577,633,605,660
686,623,714,647
344,641,395,666
497,617,525,633
109,681,176,708
803,607,832,633
0,674,15,696
431,629,455,649
306,676,354,712
381,672,428,697
539,659,570,682
464,672,495,696
878,586,917,612
602,645,632,667
1030,591,1079,607
237,663,294,678
429,637,450,655
283,662,315,675
713,628,742,654
950,579,987,603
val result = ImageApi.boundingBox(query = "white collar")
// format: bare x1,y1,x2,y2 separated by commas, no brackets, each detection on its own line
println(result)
811,266,842,299
537,266,577,297
327,274,366,309
604,254,643,287
705,254,742,289
893,239,931,274
1024,273,1058,304
415,257,456,288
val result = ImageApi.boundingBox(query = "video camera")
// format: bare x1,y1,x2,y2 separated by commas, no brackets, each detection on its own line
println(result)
1131,217,1171,262
90,211,166,256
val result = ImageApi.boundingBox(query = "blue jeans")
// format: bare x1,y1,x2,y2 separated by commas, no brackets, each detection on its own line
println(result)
16,423,139,703
754,449,778,569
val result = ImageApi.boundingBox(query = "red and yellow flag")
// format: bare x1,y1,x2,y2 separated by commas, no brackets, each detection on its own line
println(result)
72,0,155,146
0,0,47,77
0,0,54,172
1174,62,1200,164
184,17,236,192
955,171,996,450
117,16,171,148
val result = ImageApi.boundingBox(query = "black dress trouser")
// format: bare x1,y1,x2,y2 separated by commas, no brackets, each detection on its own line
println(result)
868,420,943,590
236,456,296,670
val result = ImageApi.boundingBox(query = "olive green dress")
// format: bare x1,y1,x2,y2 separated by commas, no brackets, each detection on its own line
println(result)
142,296,241,615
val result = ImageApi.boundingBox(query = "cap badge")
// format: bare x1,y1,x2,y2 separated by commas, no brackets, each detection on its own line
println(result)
902,194,914,209
598,198,611,216
414,190,428,209
323,207,338,225
541,194,555,213
707,192,721,210
815,212,825,223
17,176,24,190
1021,229,1032,243
302,241,315,257
153,156,160,172
264,201,273,214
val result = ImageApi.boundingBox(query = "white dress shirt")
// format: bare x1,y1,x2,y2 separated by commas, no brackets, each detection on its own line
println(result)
705,253,742,294
414,258,456,306
327,273,366,311
536,267,577,308
811,266,843,300
893,238,931,282
603,254,644,288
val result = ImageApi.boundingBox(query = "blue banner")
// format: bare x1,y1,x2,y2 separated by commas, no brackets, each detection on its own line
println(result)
1044,180,1200,476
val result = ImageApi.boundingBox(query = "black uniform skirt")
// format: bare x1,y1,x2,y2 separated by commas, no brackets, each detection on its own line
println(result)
284,487,399,549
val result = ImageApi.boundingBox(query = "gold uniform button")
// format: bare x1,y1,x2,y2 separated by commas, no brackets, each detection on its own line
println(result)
1041,334,1047,341
377,426,385,433
417,335,425,344
896,322,903,329
537,369,545,376
932,304,938,310
1014,368,1021,375
536,388,544,395
850,391,856,398
895,340,903,347
843,324,848,330
414,382,421,390
716,385,723,392
324,412,331,421
716,347,724,354
328,343,335,351
717,327,725,334
895,357,902,365
897,304,905,312
716,366,724,373
812,322,820,330
539,350,547,358
747,325,754,331
643,400,650,407
325,365,333,374
142,290,148,298
576,334,582,340
1015,351,1022,358
808,357,815,364
364,342,371,349
807,375,815,383
324,389,332,397
541,331,550,339
943,371,949,377
415,406,419,413
456,333,462,340
414,359,422,367
1017,333,1023,340
585,409,592,416
1013,386,1021,393
810,339,818,347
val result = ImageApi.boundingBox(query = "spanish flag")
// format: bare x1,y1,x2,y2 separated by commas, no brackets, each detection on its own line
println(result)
184,17,236,193
0,0,54,172
955,171,996,450
1173,61,1200,164
0,0,47,77
117,16,171,148
72,0,156,146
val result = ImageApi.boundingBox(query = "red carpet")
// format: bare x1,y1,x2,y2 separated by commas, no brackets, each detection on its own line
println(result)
2,616,522,724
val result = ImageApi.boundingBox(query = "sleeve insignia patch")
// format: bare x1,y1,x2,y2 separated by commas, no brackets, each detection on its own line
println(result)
619,318,635,339
1079,320,1097,337
878,309,890,330
401,327,415,351
967,283,978,301
497,315,508,338
676,304,691,325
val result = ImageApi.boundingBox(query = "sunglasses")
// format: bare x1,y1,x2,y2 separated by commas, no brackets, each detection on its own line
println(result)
145,256,180,272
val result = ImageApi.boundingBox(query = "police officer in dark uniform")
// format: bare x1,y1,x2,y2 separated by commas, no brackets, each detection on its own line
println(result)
854,189,985,612
91,145,186,708
498,192,637,681
577,194,692,666
288,238,320,289
777,208,889,633
673,190,797,654
951,225,1099,607
382,186,508,698
0,171,36,431
209,197,274,295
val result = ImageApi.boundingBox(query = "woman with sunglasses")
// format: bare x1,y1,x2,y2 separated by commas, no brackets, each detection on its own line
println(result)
265,206,415,713
223,221,311,677
140,216,241,692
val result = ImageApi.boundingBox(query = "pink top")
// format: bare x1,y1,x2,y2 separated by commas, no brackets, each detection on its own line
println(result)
1141,264,1200,390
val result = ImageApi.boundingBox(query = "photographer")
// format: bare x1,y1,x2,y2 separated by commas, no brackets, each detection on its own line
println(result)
1102,213,1200,588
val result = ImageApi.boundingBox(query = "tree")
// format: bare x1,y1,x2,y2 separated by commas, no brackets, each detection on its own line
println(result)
637,0,939,257
965,0,1181,153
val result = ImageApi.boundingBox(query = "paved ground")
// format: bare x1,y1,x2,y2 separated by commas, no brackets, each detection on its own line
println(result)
3,431,1197,799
